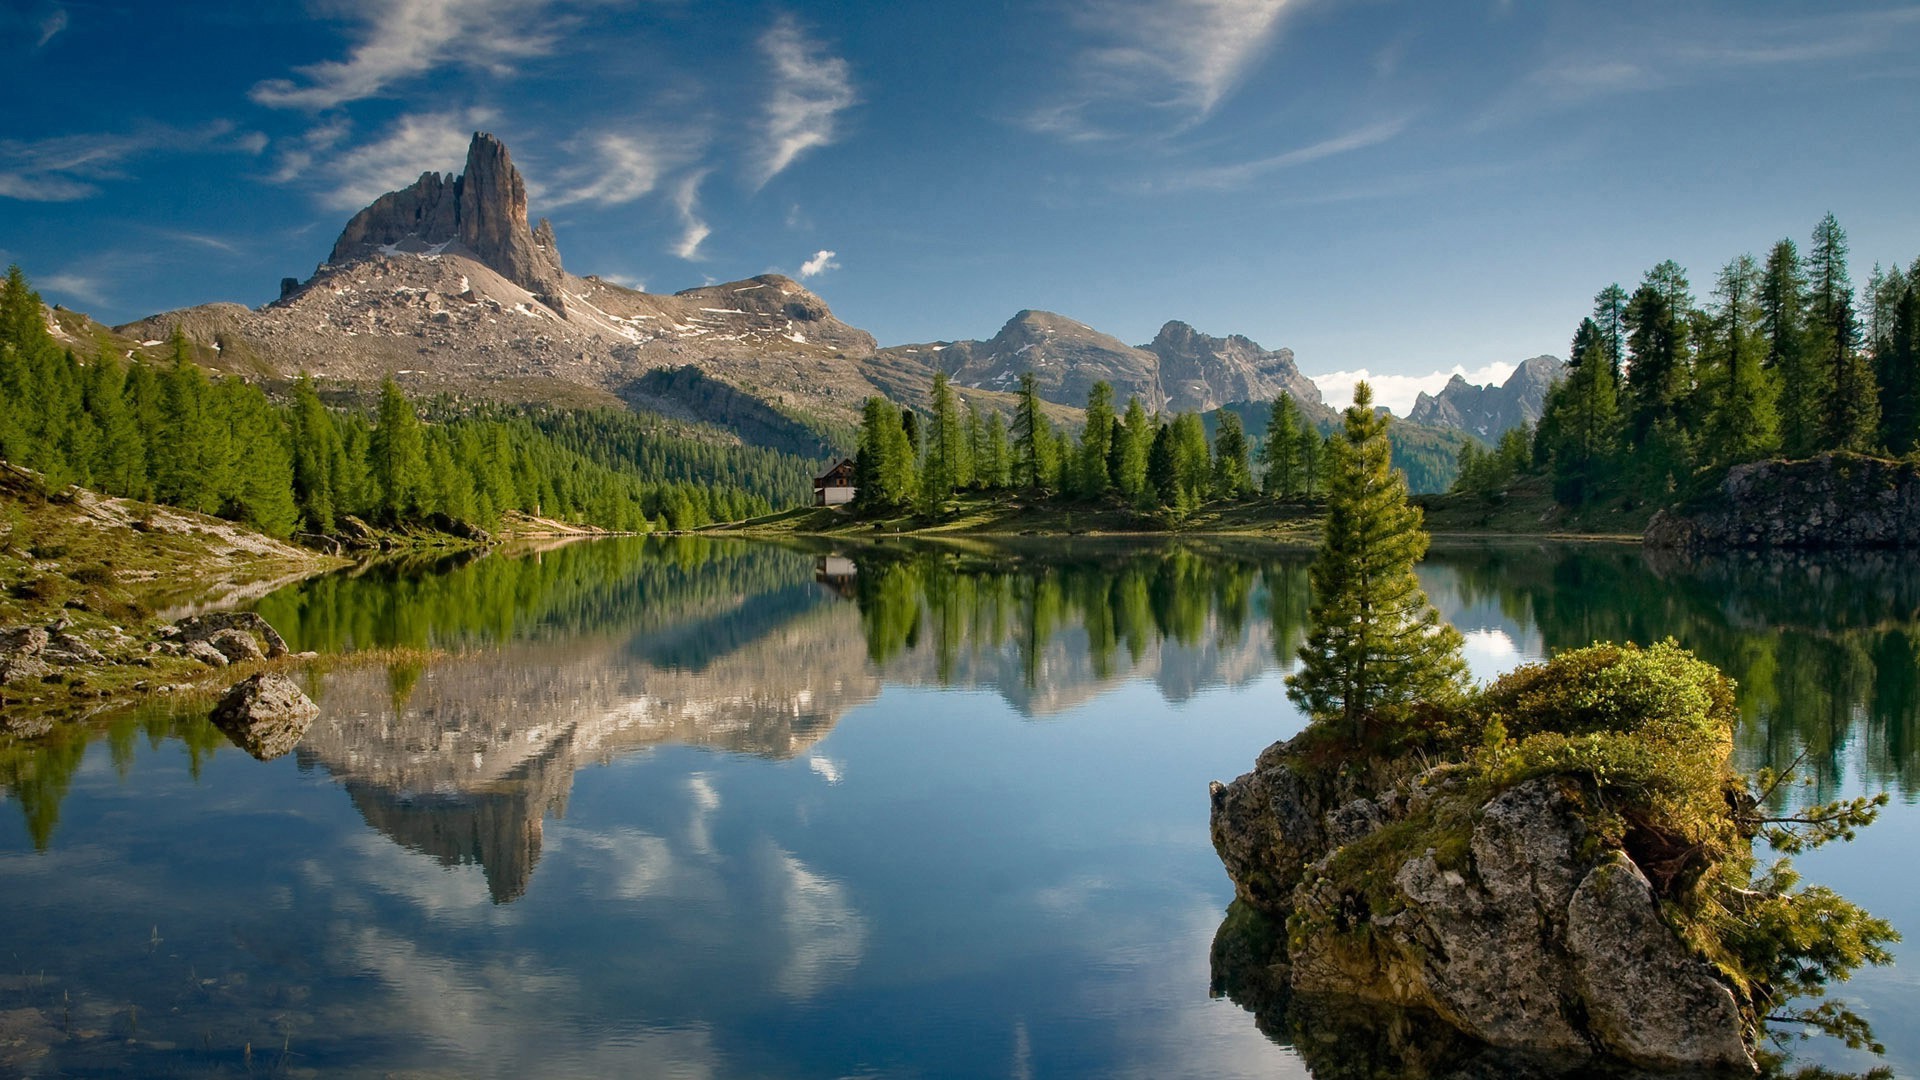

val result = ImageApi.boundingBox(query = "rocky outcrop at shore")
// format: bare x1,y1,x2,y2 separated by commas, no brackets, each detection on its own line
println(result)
1645,453,1920,550
1210,743,1755,1073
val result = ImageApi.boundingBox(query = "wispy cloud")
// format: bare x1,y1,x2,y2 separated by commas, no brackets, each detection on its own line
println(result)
798,249,838,278
1486,7,1920,125
1143,116,1409,191
1029,0,1298,140
145,228,242,255
317,109,494,210
0,123,252,202
670,170,712,260
547,128,702,209
41,272,107,307
250,0,576,110
754,16,855,187
36,6,66,48
270,117,354,184
1311,362,1518,418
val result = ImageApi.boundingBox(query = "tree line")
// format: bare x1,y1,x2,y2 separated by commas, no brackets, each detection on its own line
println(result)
1470,214,1920,504
0,267,819,537
851,370,1341,518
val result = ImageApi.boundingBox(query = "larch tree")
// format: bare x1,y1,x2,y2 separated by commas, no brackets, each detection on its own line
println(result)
1805,214,1879,452
1287,382,1467,741
1707,254,1780,465
1074,380,1116,497
1115,396,1153,501
369,375,427,520
1211,410,1253,498
1761,238,1824,456
1593,283,1629,380
1262,395,1303,497
1880,280,1920,455
921,371,966,510
1012,372,1056,492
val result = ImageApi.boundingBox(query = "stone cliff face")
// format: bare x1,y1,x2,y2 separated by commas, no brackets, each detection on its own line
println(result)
1645,453,1920,550
1142,320,1322,414
883,312,1322,414
327,133,566,309
1408,355,1564,437
1209,734,1755,1072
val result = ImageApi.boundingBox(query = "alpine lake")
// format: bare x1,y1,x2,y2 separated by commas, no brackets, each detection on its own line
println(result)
2,536,1917,1079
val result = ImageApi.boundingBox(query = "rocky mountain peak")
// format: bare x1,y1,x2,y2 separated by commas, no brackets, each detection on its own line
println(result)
325,131,565,310
1408,354,1566,439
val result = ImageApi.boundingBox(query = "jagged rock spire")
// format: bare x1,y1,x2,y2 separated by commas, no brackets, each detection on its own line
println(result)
327,132,565,310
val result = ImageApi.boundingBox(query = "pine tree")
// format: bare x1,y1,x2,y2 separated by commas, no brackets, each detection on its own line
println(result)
78,348,140,496
1805,214,1879,452
1261,395,1303,497
1074,380,1116,497
1287,382,1467,740
154,335,228,513
1880,281,1920,455
983,411,1012,488
1625,273,1689,446
1297,426,1325,498
965,403,987,489
1593,283,1629,380
369,376,427,520
1762,238,1822,456
1706,254,1780,465
922,371,964,510
1211,410,1252,497
1012,372,1052,492
288,375,340,532
1543,341,1619,503
1147,422,1179,508
1172,412,1211,503
1115,396,1153,500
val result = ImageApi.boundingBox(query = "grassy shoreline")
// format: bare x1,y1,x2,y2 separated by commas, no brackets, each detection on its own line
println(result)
713,484,1653,545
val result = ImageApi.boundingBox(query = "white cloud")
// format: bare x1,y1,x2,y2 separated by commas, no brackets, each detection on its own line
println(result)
269,117,353,184
319,109,494,210
1309,361,1518,418
1031,0,1296,139
0,122,260,203
670,170,711,260
797,249,838,278
250,0,572,110
754,16,855,187
40,272,107,307
1146,116,1410,191
36,6,66,48
0,131,157,201
547,131,685,208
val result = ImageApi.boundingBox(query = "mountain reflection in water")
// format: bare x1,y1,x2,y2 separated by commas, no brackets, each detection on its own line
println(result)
0,537,1915,1078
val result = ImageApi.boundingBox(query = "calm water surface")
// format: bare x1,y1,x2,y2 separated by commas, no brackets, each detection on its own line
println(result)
1,538,1916,1078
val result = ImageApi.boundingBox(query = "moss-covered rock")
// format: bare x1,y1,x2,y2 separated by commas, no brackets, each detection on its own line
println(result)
1210,641,1895,1074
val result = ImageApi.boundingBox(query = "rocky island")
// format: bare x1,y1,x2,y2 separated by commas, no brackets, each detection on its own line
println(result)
1208,640,1896,1074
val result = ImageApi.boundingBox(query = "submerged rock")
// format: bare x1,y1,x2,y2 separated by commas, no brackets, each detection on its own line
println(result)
209,673,319,760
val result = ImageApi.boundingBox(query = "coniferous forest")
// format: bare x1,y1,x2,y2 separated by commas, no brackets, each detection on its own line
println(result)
1458,214,1920,504
0,267,821,536
850,369,1356,520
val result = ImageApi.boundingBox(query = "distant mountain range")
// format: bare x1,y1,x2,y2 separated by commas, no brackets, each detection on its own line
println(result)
40,131,1556,472
1407,356,1567,440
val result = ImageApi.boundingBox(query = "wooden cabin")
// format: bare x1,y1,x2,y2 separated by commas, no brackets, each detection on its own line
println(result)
814,458,857,506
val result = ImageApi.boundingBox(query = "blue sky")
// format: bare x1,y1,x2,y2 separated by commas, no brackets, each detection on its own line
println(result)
4,0,1919,411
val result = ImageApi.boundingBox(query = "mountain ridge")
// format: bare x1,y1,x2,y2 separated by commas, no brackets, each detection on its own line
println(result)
1407,355,1566,440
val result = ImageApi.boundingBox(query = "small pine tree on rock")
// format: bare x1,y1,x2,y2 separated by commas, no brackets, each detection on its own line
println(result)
1288,382,1468,741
